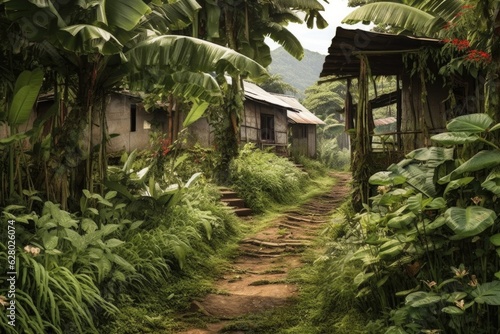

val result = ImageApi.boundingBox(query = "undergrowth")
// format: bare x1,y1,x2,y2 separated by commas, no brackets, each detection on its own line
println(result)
229,143,309,213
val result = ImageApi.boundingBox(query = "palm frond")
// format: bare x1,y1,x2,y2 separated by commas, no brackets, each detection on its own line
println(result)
266,23,304,60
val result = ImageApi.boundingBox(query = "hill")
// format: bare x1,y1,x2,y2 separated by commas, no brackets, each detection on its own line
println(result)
269,47,326,96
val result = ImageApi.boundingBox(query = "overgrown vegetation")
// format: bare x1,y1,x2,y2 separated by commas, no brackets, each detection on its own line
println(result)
315,114,500,333
229,143,309,213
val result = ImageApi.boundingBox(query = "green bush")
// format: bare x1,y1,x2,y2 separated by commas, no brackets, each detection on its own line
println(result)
229,143,308,213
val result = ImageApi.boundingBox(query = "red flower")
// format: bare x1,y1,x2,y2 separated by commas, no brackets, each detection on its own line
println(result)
462,5,474,9
449,38,470,51
466,49,492,64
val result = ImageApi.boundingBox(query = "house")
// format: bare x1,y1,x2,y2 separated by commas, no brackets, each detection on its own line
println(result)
0,91,167,153
104,92,167,153
187,81,324,157
4,85,323,158
320,27,480,204
274,94,325,158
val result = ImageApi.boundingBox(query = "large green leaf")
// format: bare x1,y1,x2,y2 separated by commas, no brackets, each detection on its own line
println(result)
342,2,437,36
266,24,304,61
379,239,404,259
445,206,497,240
127,35,268,79
8,68,44,126
387,212,416,229
102,0,151,31
446,113,494,133
405,147,454,163
147,0,202,33
58,25,123,55
439,150,500,183
369,170,406,186
183,100,209,127
471,281,500,305
431,132,479,145
442,306,464,315
405,291,441,307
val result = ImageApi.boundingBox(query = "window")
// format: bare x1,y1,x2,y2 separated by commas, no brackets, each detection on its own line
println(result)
260,114,274,141
294,126,307,139
130,104,137,132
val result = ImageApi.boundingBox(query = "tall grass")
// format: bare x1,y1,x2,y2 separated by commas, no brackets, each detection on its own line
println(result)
229,143,308,213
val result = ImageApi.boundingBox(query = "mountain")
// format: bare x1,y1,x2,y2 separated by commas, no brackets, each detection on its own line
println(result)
268,47,326,97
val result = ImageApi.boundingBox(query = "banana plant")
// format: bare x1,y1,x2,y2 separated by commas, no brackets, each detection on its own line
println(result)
0,68,44,199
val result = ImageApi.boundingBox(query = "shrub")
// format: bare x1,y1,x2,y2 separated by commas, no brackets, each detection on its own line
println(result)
229,143,308,213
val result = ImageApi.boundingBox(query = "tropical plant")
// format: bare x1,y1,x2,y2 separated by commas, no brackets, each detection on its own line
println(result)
332,113,500,333
343,0,463,37
0,0,268,210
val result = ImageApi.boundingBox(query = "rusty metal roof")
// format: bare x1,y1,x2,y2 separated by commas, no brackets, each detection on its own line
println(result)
242,80,295,110
320,27,442,78
274,95,326,125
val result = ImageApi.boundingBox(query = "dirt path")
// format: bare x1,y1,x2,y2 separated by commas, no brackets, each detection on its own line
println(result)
178,172,351,334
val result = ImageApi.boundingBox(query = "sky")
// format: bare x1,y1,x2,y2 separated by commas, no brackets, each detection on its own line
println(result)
265,0,370,55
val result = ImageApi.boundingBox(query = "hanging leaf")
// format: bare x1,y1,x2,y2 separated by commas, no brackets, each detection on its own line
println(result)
471,281,500,305
8,68,44,126
183,100,210,127
481,170,500,196
104,0,151,31
445,206,497,240
446,113,494,133
439,150,500,184
342,3,436,36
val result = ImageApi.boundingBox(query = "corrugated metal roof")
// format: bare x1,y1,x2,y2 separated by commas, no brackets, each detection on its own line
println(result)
242,81,295,110
274,95,326,125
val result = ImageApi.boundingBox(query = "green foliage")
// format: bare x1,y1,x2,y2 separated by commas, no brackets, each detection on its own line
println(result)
324,114,500,333
317,138,351,171
229,143,308,213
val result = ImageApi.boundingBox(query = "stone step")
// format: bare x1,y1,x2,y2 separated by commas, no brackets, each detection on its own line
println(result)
220,190,239,199
233,208,252,217
221,198,245,208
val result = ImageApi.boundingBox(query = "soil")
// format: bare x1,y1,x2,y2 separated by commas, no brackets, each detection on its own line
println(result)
177,172,351,334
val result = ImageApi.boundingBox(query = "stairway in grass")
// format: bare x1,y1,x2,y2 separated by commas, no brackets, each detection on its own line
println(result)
219,188,252,217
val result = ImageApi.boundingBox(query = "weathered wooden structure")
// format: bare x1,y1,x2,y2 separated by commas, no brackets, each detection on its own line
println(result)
275,94,325,158
320,27,479,205
188,81,324,157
